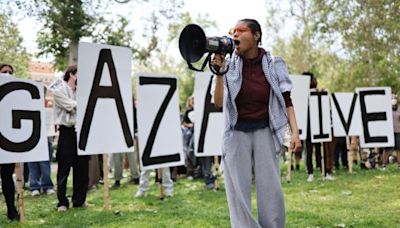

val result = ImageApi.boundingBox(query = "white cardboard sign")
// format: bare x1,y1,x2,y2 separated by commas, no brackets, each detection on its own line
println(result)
331,92,362,137
194,72,224,157
76,42,134,155
136,73,184,170
289,75,311,140
309,89,332,143
356,87,394,148
0,75,48,164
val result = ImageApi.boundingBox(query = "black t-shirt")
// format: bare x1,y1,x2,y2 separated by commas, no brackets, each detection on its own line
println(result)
183,108,194,124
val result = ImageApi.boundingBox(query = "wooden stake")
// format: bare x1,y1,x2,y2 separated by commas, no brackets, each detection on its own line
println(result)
103,153,110,210
157,169,164,200
15,163,25,222
134,135,141,172
346,136,353,173
213,156,220,190
286,147,292,183
321,143,326,179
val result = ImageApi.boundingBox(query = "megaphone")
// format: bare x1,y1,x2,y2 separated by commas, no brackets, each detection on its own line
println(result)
179,24,235,74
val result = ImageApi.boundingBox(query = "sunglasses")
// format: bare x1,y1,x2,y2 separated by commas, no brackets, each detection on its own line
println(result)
228,26,251,36
0,70,13,74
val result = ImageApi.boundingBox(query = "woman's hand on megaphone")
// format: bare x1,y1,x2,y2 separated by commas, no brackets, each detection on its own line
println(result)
211,54,226,76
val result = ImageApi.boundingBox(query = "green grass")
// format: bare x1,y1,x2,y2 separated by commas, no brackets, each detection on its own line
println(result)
1,163,400,227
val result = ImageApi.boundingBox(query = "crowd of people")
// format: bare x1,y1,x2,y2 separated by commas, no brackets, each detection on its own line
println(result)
1,18,400,227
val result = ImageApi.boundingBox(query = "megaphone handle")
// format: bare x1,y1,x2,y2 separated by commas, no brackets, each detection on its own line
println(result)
213,65,221,73
208,58,229,75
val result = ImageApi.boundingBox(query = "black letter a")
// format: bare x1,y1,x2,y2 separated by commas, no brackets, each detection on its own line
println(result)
79,49,133,151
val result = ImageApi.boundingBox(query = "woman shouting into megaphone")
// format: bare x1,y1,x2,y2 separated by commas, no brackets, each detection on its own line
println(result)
211,19,301,228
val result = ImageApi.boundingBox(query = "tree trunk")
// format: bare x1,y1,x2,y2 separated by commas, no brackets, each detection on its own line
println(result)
68,40,79,65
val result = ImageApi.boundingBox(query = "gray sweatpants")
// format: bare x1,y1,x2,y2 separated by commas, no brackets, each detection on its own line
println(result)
113,152,139,181
223,127,285,228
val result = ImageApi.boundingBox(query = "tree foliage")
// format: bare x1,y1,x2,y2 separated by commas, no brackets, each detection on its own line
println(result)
3,0,184,71
134,12,217,107
265,0,399,96
0,14,30,78
314,0,400,95
35,0,94,70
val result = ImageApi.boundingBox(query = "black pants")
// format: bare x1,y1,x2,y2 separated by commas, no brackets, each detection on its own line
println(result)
334,137,348,169
56,126,89,208
305,138,321,175
1,163,17,215
305,109,321,174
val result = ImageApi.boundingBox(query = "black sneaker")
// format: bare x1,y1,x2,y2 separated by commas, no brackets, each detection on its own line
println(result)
360,163,367,170
112,180,121,188
128,178,139,185
7,208,19,221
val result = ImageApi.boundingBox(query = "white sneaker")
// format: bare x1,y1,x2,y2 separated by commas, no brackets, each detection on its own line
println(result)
187,176,193,181
324,173,336,181
46,189,55,195
135,190,145,198
57,205,67,212
307,174,314,182
165,192,173,198
31,190,40,196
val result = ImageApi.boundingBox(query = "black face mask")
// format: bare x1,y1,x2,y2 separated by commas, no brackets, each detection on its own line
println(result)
393,104,398,111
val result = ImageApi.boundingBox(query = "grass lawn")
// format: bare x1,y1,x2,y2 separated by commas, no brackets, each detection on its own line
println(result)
1,163,400,227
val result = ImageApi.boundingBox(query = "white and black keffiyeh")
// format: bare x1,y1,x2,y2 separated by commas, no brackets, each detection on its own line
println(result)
217,50,293,154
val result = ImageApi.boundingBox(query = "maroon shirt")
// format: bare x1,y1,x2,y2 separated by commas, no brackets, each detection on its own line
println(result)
235,48,292,123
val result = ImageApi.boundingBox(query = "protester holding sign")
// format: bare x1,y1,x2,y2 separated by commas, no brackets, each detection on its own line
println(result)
0,63,19,221
211,19,301,227
303,72,321,182
50,65,89,212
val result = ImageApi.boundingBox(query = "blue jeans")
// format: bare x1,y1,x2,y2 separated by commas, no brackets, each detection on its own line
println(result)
28,139,54,191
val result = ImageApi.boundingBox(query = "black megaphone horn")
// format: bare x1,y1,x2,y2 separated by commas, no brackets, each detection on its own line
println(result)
179,24,235,74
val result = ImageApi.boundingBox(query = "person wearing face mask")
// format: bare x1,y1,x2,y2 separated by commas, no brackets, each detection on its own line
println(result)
211,19,301,228
49,65,89,212
0,63,19,221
